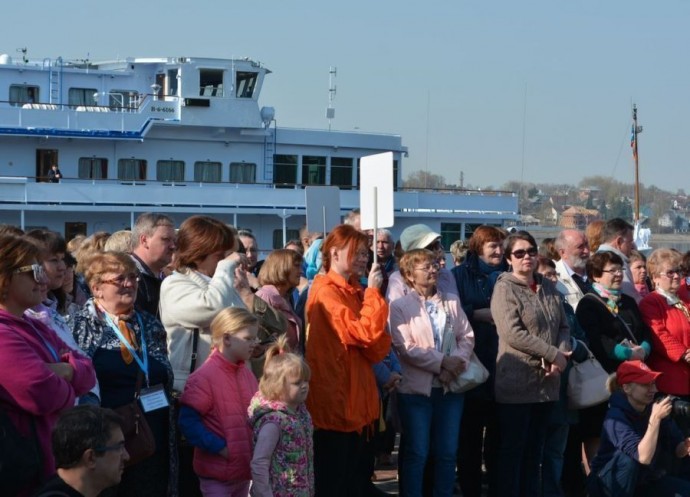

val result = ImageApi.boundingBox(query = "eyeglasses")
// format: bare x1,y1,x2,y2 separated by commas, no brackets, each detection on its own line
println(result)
94,440,127,453
660,268,683,279
13,264,46,283
601,268,624,275
414,263,440,273
100,273,140,287
511,247,538,259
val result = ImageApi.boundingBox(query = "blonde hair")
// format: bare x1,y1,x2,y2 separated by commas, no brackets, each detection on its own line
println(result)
606,373,620,393
104,230,133,253
210,307,258,346
259,335,311,401
83,251,137,291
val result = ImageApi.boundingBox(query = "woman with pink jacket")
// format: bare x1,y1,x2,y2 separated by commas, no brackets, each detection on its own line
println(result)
389,248,475,497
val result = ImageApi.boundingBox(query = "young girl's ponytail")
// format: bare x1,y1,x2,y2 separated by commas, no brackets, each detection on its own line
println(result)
260,336,310,401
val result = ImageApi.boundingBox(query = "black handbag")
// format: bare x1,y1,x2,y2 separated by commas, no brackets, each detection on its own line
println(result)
0,410,42,495
113,370,155,467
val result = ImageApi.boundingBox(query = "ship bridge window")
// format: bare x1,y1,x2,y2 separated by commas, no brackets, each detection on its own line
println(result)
302,156,326,186
194,161,222,182
157,160,185,182
199,69,224,97
68,88,98,107
357,158,399,191
9,85,39,106
236,72,257,98
330,157,354,189
229,162,256,183
273,155,297,186
118,159,147,181
109,90,139,110
272,229,300,250
78,157,108,179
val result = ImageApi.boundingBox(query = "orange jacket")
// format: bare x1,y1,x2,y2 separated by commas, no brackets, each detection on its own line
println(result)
305,271,390,432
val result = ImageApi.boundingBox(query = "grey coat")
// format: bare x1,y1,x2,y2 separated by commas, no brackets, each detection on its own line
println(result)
490,272,570,404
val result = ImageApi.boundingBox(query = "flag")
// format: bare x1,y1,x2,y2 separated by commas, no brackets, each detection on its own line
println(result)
630,123,637,160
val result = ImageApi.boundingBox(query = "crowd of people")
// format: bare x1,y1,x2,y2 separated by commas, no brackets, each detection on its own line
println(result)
2,212,690,497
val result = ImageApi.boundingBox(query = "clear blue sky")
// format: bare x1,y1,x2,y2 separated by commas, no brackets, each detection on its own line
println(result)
3,0,688,192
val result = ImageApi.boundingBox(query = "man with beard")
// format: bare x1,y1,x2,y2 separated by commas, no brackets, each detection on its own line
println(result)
555,229,591,310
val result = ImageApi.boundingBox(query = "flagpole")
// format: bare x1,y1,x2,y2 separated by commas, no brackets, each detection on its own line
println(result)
632,104,640,223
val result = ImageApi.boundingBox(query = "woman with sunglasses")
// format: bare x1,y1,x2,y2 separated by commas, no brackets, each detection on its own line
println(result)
639,249,690,415
71,251,174,497
575,251,652,473
490,231,571,497
0,235,96,496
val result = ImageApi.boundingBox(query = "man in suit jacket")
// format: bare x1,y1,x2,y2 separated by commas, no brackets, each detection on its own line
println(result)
555,229,591,310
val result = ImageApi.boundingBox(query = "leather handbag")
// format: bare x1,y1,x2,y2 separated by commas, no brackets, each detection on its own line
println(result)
567,343,610,409
0,410,42,495
114,371,155,467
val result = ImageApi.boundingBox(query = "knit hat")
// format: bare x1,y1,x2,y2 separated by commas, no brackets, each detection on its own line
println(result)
399,224,441,252
616,360,662,385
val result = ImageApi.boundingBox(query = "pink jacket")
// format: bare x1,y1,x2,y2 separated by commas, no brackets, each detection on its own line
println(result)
0,310,96,485
180,349,258,482
389,291,474,396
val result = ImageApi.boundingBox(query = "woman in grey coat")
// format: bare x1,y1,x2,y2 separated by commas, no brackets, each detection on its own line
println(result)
490,231,571,497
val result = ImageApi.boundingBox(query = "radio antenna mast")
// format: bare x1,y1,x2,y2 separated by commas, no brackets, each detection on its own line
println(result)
326,66,337,131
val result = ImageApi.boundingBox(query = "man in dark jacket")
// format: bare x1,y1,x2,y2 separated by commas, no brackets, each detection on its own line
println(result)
130,213,175,316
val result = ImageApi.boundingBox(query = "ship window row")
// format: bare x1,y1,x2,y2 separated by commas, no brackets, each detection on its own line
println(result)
274,154,399,190
11,84,138,108
78,158,257,183
76,155,397,188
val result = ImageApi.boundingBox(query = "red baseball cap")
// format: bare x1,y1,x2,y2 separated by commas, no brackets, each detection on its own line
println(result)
616,360,662,385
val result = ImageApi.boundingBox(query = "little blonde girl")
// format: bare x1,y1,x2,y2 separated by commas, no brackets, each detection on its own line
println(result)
248,336,314,497
179,307,260,497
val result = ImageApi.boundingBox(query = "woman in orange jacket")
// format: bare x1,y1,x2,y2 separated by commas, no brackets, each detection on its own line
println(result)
305,224,391,497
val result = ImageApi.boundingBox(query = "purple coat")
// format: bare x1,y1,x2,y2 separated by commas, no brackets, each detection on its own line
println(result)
0,310,96,486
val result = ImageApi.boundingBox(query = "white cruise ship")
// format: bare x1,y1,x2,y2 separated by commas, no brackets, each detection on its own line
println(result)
0,52,518,250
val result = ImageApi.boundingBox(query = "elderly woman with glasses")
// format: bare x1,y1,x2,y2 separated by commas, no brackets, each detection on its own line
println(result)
71,251,174,497
639,249,690,401
0,235,95,496
490,231,571,497
390,248,474,497
575,251,653,472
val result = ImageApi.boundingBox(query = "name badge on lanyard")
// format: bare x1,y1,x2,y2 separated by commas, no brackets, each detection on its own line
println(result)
139,384,169,412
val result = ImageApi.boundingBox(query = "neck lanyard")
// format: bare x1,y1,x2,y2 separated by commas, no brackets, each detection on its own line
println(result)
103,312,149,386
25,318,59,362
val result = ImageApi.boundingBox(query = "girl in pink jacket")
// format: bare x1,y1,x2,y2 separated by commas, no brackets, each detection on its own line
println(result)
179,307,260,497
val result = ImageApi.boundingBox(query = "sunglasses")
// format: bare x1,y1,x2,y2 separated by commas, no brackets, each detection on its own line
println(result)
13,263,46,283
660,268,683,279
511,247,538,259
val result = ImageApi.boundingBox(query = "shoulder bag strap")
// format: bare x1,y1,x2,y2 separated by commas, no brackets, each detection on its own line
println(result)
584,293,638,344
189,328,199,373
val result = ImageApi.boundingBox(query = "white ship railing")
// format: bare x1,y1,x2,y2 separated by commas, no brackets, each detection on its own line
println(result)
0,177,518,220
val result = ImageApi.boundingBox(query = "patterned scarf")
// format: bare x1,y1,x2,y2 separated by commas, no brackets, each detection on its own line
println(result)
95,300,138,364
591,282,621,314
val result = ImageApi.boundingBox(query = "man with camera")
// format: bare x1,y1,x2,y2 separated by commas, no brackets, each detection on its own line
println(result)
587,360,690,497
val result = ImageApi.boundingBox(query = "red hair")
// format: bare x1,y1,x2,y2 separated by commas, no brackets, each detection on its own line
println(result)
321,224,370,272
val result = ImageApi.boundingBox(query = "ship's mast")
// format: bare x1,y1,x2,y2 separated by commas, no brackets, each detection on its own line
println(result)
632,104,642,222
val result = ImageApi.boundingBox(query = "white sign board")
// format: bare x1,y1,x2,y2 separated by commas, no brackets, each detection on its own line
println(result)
359,152,394,230
305,186,341,236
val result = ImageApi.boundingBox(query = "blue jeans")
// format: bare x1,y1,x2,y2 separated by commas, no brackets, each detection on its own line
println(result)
398,388,464,497
542,420,569,497
495,401,554,497
588,451,690,497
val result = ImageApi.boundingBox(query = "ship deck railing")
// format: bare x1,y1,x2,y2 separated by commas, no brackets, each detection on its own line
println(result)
0,176,518,220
